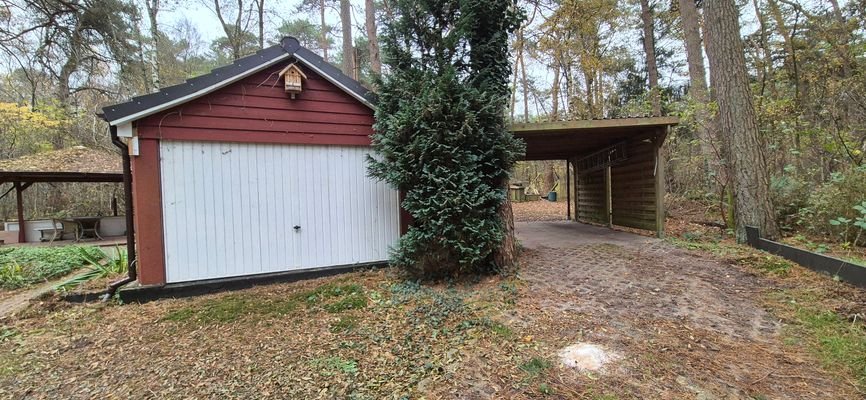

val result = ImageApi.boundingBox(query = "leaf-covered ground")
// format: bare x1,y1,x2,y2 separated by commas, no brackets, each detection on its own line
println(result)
0,227,864,399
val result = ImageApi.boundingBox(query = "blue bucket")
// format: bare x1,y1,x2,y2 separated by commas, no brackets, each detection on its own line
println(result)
547,191,557,202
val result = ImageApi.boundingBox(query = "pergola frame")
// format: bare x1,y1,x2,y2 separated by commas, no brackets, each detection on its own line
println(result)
0,172,123,243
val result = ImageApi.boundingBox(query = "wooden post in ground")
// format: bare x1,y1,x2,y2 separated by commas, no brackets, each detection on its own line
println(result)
565,159,571,220
604,166,612,227
15,182,25,243
654,127,667,238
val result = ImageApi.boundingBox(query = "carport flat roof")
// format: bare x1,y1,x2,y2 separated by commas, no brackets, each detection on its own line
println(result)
512,116,679,160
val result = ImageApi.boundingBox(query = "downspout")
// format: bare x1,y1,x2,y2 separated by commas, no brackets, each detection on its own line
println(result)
106,125,137,299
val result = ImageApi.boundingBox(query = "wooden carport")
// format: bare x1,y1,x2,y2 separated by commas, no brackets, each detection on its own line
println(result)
512,116,678,237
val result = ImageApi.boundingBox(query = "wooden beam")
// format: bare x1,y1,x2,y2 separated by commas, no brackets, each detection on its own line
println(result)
512,116,679,133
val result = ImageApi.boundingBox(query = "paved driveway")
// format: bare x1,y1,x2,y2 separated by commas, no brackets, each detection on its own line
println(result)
511,221,855,399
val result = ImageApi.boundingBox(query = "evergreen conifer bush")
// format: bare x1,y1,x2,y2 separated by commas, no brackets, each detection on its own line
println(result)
368,0,524,277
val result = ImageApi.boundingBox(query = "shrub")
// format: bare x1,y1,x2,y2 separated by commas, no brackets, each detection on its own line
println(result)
799,166,866,243
770,168,810,223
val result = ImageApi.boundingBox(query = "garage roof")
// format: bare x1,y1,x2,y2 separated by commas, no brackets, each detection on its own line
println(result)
101,37,376,126
512,116,679,160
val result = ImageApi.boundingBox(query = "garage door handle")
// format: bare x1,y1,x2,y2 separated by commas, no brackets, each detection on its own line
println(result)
293,225,301,231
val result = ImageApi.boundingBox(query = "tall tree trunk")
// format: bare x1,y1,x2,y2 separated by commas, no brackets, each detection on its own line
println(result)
639,0,661,116
583,69,594,118
320,0,329,61
767,0,800,101
704,0,780,241
492,184,517,271
751,0,775,97
551,59,560,120
678,0,721,184
132,10,150,94
256,0,264,49
144,0,161,90
364,0,380,74
510,47,519,120
519,29,529,122
339,0,355,77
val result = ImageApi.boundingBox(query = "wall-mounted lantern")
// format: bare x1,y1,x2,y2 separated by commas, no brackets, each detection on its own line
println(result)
279,64,307,99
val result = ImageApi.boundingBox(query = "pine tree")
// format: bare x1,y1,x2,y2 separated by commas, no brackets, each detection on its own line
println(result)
368,0,524,277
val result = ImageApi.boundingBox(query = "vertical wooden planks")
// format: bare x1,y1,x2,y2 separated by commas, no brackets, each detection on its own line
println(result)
159,141,399,283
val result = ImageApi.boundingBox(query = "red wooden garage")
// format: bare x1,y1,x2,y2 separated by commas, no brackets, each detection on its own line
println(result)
102,37,400,287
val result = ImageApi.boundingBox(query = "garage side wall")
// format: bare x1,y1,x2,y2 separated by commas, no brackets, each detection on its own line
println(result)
610,133,664,234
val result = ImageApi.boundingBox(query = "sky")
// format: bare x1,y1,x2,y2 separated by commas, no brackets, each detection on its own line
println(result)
129,0,818,117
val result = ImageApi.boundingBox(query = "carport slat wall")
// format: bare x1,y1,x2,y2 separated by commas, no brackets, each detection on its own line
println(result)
610,138,658,231
159,141,400,283
576,169,607,225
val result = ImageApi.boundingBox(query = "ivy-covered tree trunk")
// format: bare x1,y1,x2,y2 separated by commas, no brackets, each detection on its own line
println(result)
368,0,524,277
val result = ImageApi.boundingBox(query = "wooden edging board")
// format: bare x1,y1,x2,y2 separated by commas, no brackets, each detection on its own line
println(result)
745,226,866,288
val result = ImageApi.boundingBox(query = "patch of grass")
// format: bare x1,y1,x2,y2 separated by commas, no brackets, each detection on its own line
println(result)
299,283,364,305
489,321,513,338
771,287,866,390
162,295,299,324
792,308,866,387
294,282,368,313
520,357,552,377
325,293,368,313
330,316,359,333
0,326,19,341
538,382,554,395
753,255,793,275
0,245,103,289
310,356,359,376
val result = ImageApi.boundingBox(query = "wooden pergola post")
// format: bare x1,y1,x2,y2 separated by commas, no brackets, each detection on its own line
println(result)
13,182,32,243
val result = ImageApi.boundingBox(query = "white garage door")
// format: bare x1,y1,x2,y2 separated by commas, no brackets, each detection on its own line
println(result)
159,141,400,283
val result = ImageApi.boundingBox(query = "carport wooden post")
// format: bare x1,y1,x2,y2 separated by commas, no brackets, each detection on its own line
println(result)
604,166,612,227
654,127,668,238
565,159,571,220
